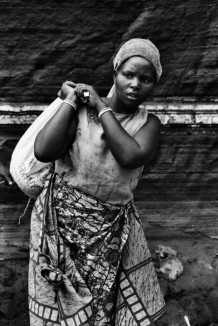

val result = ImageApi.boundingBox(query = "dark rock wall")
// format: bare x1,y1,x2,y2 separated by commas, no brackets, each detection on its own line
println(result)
1,0,218,102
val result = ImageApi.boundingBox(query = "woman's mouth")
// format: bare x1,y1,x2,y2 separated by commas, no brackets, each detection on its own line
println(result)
127,92,139,100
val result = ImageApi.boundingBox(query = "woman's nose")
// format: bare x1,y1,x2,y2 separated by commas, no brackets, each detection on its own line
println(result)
130,77,140,89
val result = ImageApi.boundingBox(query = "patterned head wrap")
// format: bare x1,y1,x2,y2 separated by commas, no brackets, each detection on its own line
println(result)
113,38,162,83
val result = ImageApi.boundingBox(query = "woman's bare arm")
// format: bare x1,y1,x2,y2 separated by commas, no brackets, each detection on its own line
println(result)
98,108,161,169
34,83,79,162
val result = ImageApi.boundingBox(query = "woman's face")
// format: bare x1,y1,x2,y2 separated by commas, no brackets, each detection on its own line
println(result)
114,56,156,109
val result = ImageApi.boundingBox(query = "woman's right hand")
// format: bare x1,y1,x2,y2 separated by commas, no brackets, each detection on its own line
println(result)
57,81,79,103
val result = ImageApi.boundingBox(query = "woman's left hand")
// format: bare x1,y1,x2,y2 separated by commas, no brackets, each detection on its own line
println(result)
71,83,105,112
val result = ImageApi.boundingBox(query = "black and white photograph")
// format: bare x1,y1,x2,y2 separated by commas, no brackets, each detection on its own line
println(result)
0,1,218,325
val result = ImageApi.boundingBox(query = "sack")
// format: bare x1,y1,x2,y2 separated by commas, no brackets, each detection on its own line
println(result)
10,97,63,198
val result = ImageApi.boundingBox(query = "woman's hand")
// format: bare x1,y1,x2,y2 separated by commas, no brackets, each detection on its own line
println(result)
57,81,79,104
67,82,105,112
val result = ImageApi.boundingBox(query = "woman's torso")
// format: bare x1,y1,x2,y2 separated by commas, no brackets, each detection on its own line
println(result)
55,104,148,204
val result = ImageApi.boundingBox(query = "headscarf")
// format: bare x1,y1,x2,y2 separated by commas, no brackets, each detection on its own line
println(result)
107,38,162,98
113,38,162,82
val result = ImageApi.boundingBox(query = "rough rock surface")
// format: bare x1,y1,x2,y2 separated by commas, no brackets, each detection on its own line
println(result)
1,0,218,102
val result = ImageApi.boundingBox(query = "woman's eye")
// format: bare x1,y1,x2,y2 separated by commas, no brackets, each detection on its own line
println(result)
141,77,149,83
124,73,134,78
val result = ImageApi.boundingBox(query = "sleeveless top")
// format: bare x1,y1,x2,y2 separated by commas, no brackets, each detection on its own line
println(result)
55,105,148,205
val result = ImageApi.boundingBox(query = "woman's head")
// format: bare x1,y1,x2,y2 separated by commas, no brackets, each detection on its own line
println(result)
110,38,161,110
113,38,162,83
114,56,156,109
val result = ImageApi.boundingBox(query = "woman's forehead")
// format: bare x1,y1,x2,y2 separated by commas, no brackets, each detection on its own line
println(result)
121,56,156,74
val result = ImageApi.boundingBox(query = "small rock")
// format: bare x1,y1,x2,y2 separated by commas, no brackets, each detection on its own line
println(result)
156,245,177,259
156,245,183,281
159,257,184,281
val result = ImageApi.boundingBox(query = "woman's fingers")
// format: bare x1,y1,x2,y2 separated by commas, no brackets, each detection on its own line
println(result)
62,82,90,98
59,81,97,105
59,82,77,101
64,81,77,88
74,84,91,102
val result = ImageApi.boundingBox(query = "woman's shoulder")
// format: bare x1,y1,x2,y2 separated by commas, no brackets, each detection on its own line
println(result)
147,112,161,126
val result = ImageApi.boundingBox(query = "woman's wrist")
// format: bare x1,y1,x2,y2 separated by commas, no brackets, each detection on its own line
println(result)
63,99,77,111
96,100,108,114
62,94,78,111
66,94,77,103
98,107,112,119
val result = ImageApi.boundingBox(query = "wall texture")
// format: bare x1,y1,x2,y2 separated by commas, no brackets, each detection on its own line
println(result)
1,0,218,102
1,1,218,326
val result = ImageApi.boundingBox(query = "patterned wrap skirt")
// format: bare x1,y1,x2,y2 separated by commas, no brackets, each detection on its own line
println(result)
28,173,165,326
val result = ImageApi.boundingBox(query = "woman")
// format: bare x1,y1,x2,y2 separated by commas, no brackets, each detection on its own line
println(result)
29,38,165,326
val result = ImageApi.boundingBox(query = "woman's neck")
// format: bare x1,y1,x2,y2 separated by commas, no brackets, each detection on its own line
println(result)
103,95,137,114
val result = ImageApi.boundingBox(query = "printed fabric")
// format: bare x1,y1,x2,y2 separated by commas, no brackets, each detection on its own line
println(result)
28,173,165,326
